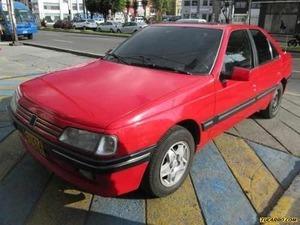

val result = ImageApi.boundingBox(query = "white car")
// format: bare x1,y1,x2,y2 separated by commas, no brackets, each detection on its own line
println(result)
134,16,145,23
97,21,121,32
175,18,207,23
73,19,97,30
117,22,148,33
94,18,105,25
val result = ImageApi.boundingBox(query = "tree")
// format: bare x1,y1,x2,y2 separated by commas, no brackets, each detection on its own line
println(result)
125,0,131,21
142,0,148,18
152,0,168,21
85,0,125,21
133,0,138,18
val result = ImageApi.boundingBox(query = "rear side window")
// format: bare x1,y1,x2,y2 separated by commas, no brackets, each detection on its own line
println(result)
224,30,253,73
250,30,272,64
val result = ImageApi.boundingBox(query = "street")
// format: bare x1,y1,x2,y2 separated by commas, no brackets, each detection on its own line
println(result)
22,31,126,55
0,41,299,225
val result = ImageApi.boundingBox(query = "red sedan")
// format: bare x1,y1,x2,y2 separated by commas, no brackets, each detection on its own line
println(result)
9,24,292,197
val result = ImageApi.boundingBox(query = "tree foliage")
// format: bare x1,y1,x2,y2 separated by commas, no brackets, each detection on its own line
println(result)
132,0,138,17
85,0,125,20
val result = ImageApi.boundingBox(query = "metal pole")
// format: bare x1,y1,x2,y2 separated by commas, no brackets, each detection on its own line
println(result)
7,0,18,44
248,0,252,25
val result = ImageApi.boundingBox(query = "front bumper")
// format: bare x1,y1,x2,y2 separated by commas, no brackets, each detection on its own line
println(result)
10,108,155,196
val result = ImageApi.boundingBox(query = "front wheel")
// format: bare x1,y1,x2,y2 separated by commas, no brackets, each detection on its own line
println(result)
143,126,195,197
260,83,283,119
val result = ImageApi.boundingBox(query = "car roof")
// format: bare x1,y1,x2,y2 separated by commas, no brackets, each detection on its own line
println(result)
153,23,262,31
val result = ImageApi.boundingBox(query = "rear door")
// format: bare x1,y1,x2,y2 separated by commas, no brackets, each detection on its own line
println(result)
209,29,256,137
248,29,282,100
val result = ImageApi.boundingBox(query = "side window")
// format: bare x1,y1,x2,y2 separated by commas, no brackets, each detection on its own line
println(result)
250,30,272,64
223,30,253,74
270,43,279,58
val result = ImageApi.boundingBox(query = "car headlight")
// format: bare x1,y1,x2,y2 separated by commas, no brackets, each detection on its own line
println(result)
10,86,21,113
59,127,118,156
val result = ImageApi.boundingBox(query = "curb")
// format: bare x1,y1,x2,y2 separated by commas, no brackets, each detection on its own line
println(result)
21,42,104,58
40,28,131,38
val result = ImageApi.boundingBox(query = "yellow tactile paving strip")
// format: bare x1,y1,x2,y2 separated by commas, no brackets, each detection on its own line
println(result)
147,176,205,225
214,134,283,214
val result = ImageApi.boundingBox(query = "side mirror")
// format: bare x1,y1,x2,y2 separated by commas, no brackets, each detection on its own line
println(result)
220,66,250,82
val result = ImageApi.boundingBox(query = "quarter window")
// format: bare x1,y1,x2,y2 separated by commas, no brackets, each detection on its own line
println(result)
224,30,253,73
250,30,272,64
270,43,279,58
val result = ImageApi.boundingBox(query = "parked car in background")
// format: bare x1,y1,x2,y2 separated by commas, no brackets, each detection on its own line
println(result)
73,19,97,30
176,18,207,23
94,17,105,25
97,21,121,32
53,20,73,29
117,22,147,33
134,16,145,23
9,24,292,198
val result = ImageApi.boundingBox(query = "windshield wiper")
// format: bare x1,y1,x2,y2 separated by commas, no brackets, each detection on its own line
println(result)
106,53,129,65
132,62,192,75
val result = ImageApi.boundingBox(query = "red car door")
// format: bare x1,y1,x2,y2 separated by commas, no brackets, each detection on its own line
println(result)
207,29,256,138
248,29,282,104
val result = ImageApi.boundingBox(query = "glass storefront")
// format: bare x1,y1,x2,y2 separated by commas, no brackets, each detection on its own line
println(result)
251,1,300,34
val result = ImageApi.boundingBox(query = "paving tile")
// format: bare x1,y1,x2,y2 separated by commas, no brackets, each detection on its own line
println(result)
0,125,15,142
281,98,300,117
255,118,300,157
248,141,300,189
278,108,300,134
214,134,282,214
0,131,25,181
26,176,92,225
0,154,51,225
190,142,258,225
147,176,205,225
234,119,286,152
284,95,300,107
268,175,300,225
86,195,145,225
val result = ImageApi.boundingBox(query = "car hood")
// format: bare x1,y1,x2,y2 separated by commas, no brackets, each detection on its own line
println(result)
21,60,201,129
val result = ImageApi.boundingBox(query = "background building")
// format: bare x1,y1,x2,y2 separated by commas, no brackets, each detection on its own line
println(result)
181,0,213,21
25,0,84,22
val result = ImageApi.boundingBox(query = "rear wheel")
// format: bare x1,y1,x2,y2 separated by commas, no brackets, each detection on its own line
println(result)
27,34,33,39
260,83,283,119
117,29,121,33
143,126,195,197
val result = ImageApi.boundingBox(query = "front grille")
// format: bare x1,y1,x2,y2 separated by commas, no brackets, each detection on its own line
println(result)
15,104,63,138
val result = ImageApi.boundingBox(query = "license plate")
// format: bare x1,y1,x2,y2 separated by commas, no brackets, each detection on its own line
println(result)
24,131,45,156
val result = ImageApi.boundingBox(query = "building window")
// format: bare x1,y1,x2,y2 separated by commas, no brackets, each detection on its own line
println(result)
191,13,198,18
183,14,189,18
192,1,198,6
72,3,77,10
79,3,83,10
235,1,247,9
209,0,212,6
203,0,208,6
43,3,60,10
184,1,190,6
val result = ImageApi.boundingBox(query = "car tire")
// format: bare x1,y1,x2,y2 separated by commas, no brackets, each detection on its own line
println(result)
143,125,195,197
117,29,121,33
260,83,283,119
27,34,33,39
110,28,114,33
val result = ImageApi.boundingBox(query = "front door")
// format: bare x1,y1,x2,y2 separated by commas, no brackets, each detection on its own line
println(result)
209,29,256,138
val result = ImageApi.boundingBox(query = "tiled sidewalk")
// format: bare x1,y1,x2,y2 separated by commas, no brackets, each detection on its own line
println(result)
0,45,299,225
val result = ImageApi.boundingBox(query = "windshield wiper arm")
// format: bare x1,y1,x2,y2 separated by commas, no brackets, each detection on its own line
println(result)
106,53,129,65
133,62,192,75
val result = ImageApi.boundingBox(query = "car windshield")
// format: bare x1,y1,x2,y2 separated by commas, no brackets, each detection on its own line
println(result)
105,26,223,75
